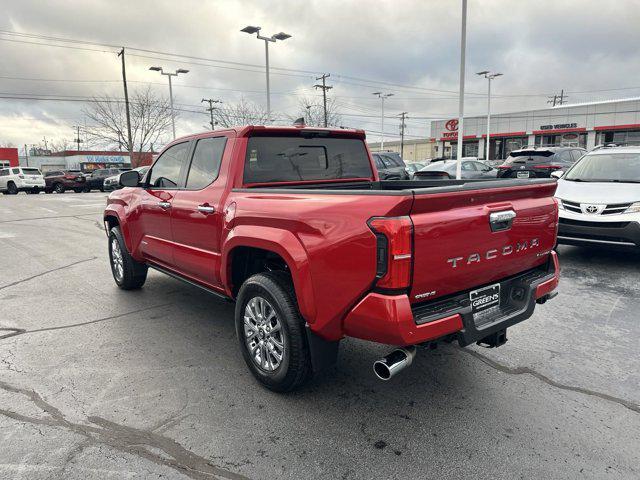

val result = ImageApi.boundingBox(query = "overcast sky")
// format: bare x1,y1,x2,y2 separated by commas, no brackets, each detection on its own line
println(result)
1,0,640,151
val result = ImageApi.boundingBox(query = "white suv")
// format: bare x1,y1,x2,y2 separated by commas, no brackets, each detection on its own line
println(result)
554,146,640,249
0,166,46,194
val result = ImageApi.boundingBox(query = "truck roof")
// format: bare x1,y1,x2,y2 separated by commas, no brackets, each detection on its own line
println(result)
174,125,367,142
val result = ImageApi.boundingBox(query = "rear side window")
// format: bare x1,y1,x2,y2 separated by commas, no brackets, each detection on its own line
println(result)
556,150,573,163
148,142,190,188
186,137,227,189
244,136,373,184
0,169,7,176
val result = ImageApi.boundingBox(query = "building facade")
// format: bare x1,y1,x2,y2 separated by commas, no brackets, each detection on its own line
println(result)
367,138,436,162
431,97,640,160
18,150,154,172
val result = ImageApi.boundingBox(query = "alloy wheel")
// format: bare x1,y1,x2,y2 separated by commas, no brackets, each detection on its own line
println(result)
243,296,285,372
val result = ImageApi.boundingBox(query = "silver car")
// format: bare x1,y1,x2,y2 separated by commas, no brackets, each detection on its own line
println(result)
414,160,497,180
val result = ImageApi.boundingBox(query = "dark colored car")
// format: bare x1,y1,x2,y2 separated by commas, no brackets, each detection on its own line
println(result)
44,170,87,193
84,168,130,192
414,160,497,180
497,147,586,179
372,152,410,180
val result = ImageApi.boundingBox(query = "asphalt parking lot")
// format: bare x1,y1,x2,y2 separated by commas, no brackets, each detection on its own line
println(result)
0,192,638,480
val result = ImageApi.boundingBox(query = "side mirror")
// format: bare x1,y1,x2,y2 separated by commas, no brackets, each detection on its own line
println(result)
550,170,563,179
119,170,141,187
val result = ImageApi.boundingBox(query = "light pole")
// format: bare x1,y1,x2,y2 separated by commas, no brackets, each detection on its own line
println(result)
149,66,189,139
241,26,291,122
373,92,393,150
477,71,502,161
455,0,467,180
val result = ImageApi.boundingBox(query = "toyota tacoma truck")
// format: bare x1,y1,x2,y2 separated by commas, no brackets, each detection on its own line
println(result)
104,125,560,392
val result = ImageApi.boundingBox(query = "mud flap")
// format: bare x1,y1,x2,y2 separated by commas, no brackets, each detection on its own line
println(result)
305,325,340,373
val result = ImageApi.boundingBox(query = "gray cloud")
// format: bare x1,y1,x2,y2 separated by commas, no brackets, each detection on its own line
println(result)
1,0,640,148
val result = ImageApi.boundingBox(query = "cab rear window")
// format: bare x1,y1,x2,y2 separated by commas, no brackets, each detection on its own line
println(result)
244,136,373,184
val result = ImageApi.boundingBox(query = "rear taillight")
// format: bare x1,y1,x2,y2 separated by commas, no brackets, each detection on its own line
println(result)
368,216,413,290
533,164,562,169
497,165,510,169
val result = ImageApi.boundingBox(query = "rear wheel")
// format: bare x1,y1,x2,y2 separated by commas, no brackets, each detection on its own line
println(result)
73,188,83,193
54,183,65,194
6,182,18,195
235,272,312,392
108,226,147,290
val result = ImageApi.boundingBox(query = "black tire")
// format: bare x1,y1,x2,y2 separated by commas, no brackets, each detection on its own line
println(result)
45,188,52,194
99,187,105,192
108,226,147,290
235,271,312,392
6,182,18,195
83,187,91,193
73,188,83,193
53,183,65,194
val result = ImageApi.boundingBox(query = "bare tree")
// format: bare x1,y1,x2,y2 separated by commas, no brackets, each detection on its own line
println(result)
287,97,342,127
211,97,270,127
48,139,72,152
83,86,173,152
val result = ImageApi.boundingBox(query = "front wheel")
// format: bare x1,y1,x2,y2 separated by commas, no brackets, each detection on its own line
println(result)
235,272,312,392
54,183,65,194
108,226,147,290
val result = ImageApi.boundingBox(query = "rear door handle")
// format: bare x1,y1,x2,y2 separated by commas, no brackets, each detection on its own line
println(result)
158,201,171,210
197,204,215,214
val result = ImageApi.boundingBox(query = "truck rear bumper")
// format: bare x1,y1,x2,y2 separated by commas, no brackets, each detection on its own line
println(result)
342,251,559,346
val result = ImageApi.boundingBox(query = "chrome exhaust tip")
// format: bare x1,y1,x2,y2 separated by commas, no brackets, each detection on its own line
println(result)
373,346,417,381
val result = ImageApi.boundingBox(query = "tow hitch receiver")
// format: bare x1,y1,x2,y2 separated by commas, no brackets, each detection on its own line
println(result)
477,328,508,348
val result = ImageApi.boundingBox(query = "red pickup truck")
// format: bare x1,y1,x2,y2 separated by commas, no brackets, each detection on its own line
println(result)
104,126,559,391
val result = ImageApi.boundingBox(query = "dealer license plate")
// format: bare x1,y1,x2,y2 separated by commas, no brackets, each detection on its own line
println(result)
516,171,530,179
470,283,501,315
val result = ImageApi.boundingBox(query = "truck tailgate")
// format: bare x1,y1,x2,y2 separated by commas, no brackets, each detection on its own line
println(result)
409,180,558,303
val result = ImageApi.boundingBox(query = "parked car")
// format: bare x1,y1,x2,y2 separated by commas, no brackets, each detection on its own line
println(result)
0,167,46,194
554,145,640,250
84,168,130,192
44,170,87,193
104,126,559,392
405,161,427,178
413,159,497,180
497,146,586,179
103,166,149,191
371,152,410,180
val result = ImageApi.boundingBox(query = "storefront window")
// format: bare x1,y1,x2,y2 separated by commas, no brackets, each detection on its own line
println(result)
535,133,586,148
597,130,640,146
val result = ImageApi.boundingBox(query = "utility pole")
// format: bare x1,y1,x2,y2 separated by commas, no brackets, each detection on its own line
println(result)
314,74,333,127
43,136,48,151
201,98,222,130
373,92,393,150
72,125,83,151
118,48,133,156
398,112,408,158
548,90,568,107
24,144,29,167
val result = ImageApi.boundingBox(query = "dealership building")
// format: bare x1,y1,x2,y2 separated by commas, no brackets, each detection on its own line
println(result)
431,97,640,160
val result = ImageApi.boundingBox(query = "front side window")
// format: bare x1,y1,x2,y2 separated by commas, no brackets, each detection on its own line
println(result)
186,137,227,189
147,142,190,188
11,168,19,174
244,135,373,184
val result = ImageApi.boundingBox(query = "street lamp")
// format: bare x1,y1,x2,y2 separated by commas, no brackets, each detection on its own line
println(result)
373,92,393,150
455,0,468,180
241,25,291,122
476,70,503,161
149,66,189,138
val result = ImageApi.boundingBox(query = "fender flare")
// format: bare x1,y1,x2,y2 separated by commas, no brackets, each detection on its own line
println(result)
103,207,135,255
222,225,317,325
